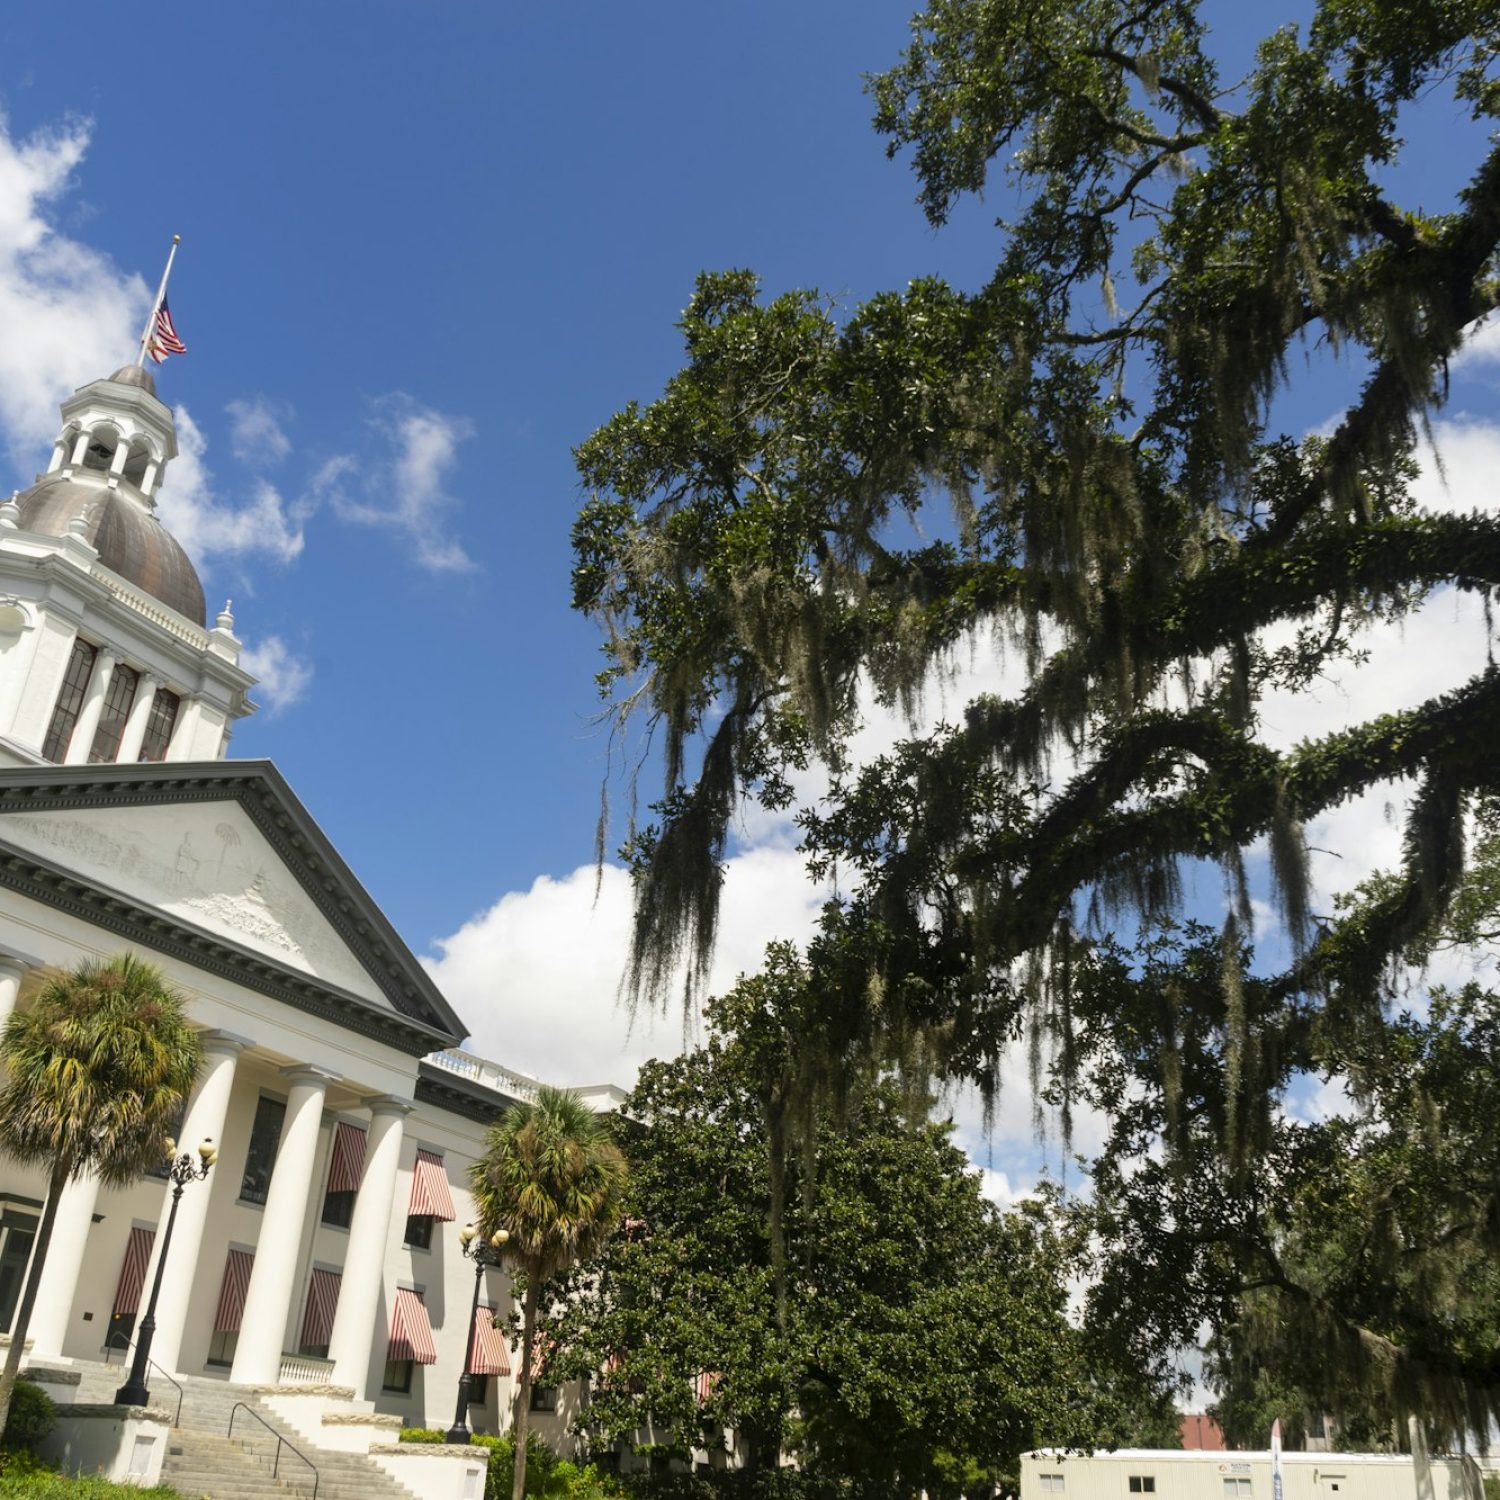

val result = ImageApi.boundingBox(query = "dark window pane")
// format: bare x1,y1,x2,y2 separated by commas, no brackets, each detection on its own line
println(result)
138,689,180,762
404,1214,433,1250
468,1374,488,1406
239,1096,286,1205
322,1189,354,1230
530,1386,558,1413
382,1358,413,1393
41,639,98,763
88,663,138,762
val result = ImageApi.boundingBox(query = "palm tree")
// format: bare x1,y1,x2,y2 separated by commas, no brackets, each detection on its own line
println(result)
0,954,202,1432
469,1086,627,1500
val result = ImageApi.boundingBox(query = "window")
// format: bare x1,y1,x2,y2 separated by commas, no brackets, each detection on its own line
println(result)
467,1374,489,1406
322,1189,354,1230
530,1386,558,1413
239,1096,286,1205
138,689,179,762
404,1214,434,1251
1040,1478,1066,1494
41,639,98,763
1130,1480,1156,1494
88,663,138,762
382,1358,413,1394
1308,1413,1327,1441
1225,1480,1253,1498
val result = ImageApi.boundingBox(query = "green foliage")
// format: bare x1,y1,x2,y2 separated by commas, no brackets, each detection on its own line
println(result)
543,969,1176,1494
0,954,203,1188
470,1088,628,1500
572,0,1500,1445
0,1384,52,1455
398,1427,446,1443
0,1445,181,1496
0,954,202,1437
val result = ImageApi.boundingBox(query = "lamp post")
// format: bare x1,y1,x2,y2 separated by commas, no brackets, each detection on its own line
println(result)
446,1223,510,1444
115,1137,218,1408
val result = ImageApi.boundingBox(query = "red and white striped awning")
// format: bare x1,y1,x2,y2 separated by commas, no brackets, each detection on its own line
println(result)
408,1149,456,1221
469,1303,510,1377
299,1268,342,1350
214,1249,255,1333
326,1123,367,1194
387,1287,438,1365
695,1370,722,1405
112,1226,155,1317
530,1332,552,1382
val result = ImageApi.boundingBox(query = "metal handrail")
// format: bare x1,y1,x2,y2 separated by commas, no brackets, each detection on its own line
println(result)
228,1400,319,1500
101,1329,183,1427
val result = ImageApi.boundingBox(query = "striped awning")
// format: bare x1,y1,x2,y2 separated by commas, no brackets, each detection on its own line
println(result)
326,1123,367,1194
214,1249,255,1333
408,1149,456,1221
469,1303,510,1377
530,1332,552,1382
299,1268,342,1350
695,1370,722,1405
112,1226,155,1317
387,1287,438,1365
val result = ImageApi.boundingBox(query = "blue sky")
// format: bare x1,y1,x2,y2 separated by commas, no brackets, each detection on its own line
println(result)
0,3,1496,1184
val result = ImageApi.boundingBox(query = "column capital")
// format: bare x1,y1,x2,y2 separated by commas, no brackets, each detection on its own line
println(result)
364,1093,416,1120
0,950,39,981
281,1063,339,1089
199,1028,253,1058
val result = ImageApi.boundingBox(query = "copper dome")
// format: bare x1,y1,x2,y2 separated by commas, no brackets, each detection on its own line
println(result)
14,478,206,626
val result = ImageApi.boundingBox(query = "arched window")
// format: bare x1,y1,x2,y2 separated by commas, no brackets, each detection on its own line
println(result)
138,690,180,762
41,638,98,763
88,664,138,762
81,424,120,473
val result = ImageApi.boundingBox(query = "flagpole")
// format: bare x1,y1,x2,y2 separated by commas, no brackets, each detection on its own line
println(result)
135,235,182,369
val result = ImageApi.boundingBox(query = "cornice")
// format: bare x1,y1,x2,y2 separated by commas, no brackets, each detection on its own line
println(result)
415,1061,515,1126
0,760,468,1049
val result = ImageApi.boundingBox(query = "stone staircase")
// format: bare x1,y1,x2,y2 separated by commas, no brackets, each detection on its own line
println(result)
50,1359,425,1500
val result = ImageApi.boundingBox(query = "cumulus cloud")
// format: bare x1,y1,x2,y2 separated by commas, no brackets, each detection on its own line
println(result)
1452,313,1500,371
322,397,476,572
240,635,314,715
0,112,148,466
154,407,307,565
226,396,292,465
425,847,827,1090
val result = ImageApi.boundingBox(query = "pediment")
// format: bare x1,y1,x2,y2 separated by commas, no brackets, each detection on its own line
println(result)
0,799,387,1006
0,761,466,1051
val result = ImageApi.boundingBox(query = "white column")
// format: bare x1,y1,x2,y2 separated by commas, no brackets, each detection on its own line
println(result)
0,954,29,1028
146,1031,249,1375
46,440,66,475
140,460,158,496
107,439,129,482
63,651,116,766
231,1066,336,1386
115,675,159,764
163,696,201,764
327,1096,411,1395
25,1172,99,1356
67,432,90,470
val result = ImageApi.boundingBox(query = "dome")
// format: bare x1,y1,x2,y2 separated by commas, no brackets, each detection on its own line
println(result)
106,365,158,397
13,478,206,626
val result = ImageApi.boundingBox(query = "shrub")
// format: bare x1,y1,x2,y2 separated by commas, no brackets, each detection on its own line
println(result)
0,1382,52,1454
398,1426,447,1444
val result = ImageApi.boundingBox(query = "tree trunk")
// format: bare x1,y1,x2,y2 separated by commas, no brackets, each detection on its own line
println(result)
0,1157,71,1437
511,1279,539,1500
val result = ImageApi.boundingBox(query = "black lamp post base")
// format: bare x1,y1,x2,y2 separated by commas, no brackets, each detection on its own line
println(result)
444,1422,471,1444
114,1377,151,1408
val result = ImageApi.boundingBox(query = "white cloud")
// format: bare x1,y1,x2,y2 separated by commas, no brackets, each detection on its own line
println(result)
1452,314,1500,371
323,397,476,572
154,407,306,565
0,112,148,466
226,396,292,466
240,635,314,715
425,846,827,1091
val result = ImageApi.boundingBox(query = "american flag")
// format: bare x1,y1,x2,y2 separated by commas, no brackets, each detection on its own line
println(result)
146,295,187,363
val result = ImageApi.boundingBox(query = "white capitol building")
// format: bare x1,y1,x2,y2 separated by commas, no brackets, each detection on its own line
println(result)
0,359,622,1495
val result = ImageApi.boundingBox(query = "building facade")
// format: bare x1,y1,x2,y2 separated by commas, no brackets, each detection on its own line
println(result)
0,361,621,1441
